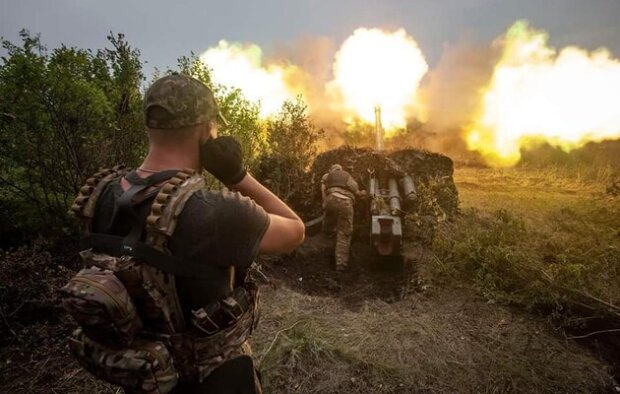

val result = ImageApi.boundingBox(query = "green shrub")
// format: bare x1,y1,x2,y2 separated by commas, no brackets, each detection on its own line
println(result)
430,206,620,325
0,31,145,238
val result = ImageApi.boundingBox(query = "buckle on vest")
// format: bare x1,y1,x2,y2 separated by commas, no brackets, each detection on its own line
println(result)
221,297,244,321
192,309,220,335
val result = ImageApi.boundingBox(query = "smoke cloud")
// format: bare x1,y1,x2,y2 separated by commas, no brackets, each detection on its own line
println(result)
200,22,620,166
413,39,499,161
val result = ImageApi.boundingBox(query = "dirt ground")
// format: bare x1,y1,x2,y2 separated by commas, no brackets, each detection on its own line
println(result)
1,166,619,393
256,237,615,393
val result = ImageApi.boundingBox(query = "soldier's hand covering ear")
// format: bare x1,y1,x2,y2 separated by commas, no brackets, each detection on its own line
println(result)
200,136,247,185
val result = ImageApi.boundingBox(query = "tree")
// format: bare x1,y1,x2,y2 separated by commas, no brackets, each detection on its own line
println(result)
256,98,323,207
0,30,145,238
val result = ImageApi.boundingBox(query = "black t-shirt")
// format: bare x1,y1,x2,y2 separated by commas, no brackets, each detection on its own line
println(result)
90,177,270,318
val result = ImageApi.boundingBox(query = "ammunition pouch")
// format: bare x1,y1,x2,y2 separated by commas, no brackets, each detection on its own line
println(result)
70,328,178,394
168,284,259,382
191,303,256,381
192,285,259,335
61,266,143,346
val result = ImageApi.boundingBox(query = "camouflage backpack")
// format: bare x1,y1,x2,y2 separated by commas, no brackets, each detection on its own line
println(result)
61,166,260,393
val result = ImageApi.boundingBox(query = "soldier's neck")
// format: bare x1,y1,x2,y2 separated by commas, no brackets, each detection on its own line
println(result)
140,145,200,173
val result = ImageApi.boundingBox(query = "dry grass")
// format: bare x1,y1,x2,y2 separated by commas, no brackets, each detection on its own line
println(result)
253,285,613,393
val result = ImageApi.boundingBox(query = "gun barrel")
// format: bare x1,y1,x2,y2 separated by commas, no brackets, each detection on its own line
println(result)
369,177,378,198
401,175,417,201
374,106,384,151
388,178,401,214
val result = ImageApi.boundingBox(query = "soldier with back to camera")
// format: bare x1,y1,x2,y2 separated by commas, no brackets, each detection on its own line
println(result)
321,164,366,272
62,74,305,394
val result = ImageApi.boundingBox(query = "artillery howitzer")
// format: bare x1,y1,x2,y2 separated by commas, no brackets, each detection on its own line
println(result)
297,106,458,258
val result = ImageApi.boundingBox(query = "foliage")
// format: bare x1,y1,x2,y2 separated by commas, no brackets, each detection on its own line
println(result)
0,30,145,238
432,209,540,305
518,140,620,186
403,176,448,244
256,98,323,207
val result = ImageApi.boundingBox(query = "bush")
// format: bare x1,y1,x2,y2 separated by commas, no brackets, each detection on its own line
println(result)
256,99,323,209
0,31,145,238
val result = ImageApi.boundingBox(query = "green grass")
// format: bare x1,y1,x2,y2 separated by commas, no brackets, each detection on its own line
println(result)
432,166,620,326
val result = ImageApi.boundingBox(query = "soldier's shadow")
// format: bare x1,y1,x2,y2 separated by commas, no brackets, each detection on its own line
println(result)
265,233,419,309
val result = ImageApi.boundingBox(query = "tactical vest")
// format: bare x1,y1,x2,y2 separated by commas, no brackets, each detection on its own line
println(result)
324,170,354,198
61,166,260,394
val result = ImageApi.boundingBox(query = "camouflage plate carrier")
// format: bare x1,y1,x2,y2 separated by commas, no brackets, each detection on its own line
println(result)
61,166,260,393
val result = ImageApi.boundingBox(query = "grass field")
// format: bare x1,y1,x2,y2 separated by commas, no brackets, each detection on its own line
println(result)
443,166,620,318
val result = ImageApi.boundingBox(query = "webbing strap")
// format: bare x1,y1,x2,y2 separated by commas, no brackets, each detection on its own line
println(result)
81,233,213,278
117,170,179,218
116,169,180,251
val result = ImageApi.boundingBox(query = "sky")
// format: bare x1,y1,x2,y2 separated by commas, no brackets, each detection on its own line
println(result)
1,0,619,77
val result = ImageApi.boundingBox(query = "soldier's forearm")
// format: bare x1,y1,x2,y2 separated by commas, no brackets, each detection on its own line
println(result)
231,173,301,221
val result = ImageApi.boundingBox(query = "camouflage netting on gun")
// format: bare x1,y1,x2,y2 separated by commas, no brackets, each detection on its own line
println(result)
255,146,459,243
308,146,459,244
388,149,459,216
309,147,458,213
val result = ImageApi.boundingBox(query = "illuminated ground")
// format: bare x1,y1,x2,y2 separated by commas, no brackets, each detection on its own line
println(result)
1,166,618,393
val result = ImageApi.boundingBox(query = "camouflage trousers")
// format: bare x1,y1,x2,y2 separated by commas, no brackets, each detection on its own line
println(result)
323,194,354,270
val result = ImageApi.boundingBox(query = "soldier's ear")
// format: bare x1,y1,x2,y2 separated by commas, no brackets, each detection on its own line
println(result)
198,121,216,143
208,120,218,139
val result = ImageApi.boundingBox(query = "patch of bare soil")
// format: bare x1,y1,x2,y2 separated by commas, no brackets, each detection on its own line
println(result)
264,234,420,307
0,246,115,393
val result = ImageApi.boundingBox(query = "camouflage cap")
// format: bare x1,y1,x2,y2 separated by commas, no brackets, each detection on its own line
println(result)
144,73,225,129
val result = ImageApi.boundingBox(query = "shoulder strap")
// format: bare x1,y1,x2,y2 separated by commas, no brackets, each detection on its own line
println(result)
70,165,130,232
79,168,205,272
133,167,204,334
144,168,206,251
115,169,181,253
